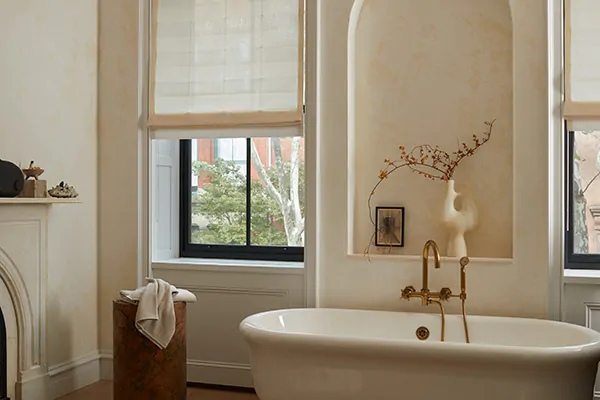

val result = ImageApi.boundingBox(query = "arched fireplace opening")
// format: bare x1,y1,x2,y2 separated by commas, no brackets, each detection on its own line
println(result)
0,308,7,400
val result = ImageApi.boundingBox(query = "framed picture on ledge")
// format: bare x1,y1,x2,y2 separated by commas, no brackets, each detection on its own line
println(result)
375,206,405,247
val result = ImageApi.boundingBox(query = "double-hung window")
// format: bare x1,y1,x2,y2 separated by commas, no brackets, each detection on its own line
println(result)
565,0,600,269
150,0,305,261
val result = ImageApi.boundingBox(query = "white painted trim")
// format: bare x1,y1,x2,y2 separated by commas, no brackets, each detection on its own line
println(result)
185,285,290,300
187,359,253,388
0,198,81,204
152,261,304,275
151,140,180,262
584,302,600,329
139,0,152,286
0,208,53,399
304,0,318,308
17,369,48,400
99,352,113,381
348,253,512,264
568,119,600,131
548,0,564,321
346,0,363,255
0,247,37,377
47,351,101,399
564,269,600,285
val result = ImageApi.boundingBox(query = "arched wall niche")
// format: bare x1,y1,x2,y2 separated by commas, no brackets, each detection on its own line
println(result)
349,0,514,258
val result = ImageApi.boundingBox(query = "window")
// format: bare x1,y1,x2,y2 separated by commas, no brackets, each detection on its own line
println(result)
567,130,600,268
564,0,600,269
150,0,305,261
181,137,305,260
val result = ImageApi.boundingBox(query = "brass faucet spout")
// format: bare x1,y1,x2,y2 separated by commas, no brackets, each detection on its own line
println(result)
421,240,441,292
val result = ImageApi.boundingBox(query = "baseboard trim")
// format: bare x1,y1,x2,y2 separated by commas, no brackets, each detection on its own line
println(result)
17,365,49,400
48,351,101,399
99,351,113,381
98,353,253,388
187,360,253,388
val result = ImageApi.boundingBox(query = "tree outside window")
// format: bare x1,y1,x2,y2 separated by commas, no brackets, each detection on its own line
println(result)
189,137,305,248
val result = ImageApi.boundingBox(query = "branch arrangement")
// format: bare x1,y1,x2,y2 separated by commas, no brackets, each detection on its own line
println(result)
366,119,496,257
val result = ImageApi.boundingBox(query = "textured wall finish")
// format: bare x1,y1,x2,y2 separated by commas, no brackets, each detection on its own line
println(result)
317,0,549,318
0,0,98,373
98,0,142,353
351,0,513,258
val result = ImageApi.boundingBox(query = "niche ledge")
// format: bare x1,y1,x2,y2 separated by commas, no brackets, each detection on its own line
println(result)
348,253,513,265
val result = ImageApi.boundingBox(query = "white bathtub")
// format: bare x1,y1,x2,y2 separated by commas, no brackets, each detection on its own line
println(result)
240,308,600,400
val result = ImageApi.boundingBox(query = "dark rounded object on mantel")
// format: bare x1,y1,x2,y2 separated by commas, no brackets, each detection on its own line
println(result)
0,159,24,197
113,300,187,400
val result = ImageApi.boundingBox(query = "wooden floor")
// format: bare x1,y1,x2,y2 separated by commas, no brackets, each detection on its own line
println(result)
58,380,259,400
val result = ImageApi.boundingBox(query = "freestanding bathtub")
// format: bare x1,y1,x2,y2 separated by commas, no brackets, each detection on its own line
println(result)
240,308,600,400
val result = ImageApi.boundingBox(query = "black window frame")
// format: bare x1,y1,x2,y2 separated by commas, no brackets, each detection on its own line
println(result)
179,139,304,262
566,129,600,269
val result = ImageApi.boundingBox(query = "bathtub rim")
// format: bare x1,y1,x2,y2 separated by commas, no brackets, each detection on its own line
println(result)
240,308,600,364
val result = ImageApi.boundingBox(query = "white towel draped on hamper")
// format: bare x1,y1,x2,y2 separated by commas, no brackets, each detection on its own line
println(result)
120,278,197,349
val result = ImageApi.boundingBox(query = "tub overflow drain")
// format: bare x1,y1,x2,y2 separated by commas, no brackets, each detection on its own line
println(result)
416,326,430,341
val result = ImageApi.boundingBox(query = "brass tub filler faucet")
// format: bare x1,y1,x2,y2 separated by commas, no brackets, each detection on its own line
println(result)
400,240,471,343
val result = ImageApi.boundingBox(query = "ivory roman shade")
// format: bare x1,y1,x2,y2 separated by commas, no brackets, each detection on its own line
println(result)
150,0,304,136
565,0,600,129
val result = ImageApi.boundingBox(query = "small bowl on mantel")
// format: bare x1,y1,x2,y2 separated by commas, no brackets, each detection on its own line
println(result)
22,168,44,180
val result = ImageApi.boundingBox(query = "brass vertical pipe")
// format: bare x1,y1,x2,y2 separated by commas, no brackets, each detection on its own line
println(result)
428,299,446,342
461,299,470,343
459,257,470,343
459,257,469,298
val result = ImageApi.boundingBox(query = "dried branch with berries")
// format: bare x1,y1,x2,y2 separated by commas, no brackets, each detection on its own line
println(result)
366,119,496,256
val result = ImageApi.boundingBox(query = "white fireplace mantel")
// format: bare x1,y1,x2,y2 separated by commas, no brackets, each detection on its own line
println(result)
0,198,80,204
0,202,78,399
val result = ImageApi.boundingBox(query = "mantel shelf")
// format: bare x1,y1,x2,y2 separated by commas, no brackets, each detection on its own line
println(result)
0,197,81,204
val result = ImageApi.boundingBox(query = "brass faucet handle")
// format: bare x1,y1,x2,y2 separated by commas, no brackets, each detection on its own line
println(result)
460,256,470,267
400,286,416,300
439,287,452,301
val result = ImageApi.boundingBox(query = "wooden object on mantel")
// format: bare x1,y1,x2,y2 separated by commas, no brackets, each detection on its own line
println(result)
113,300,187,400
19,179,47,198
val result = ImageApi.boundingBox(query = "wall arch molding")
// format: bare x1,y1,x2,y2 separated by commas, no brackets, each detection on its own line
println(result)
0,247,35,376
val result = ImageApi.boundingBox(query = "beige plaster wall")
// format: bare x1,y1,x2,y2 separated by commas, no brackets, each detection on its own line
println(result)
98,0,141,352
95,0,552,354
352,0,513,258
0,0,99,367
318,0,550,318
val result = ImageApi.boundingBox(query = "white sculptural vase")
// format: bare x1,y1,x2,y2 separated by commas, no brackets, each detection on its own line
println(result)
442,180,477,258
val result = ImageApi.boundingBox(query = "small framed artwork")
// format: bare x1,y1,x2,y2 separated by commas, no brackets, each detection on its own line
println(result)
375,206,405,247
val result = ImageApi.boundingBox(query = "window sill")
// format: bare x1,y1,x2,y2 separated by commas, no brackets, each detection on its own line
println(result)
152,258,304,275
564,269,600,285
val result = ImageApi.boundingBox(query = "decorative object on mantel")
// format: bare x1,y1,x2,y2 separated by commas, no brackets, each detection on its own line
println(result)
366,120,495,258
0,159,24,197
22,160,44,180
20,161,47,198
375,206,405,247
48,181,79,198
